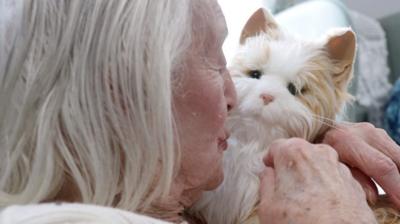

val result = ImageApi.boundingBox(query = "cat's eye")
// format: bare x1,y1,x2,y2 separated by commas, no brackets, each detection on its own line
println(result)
248,70,262,79
287,83,297,95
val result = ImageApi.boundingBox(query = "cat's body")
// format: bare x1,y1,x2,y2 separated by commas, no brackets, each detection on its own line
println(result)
190,8,356,224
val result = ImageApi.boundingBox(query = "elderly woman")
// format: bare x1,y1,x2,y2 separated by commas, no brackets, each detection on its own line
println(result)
0,0,399,223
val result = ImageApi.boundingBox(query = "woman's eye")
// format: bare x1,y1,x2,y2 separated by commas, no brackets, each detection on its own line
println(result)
248,70,262,79
287,83,297,95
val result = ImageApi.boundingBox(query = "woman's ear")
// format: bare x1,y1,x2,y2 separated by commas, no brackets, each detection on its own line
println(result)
239,8,280,44
325,28,356,91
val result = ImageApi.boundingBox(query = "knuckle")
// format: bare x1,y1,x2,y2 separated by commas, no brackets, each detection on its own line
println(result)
339,163,352,177
278,138,311,159
376,128,388,137
285,138,309,152
286,138,309,148
358,122,376,131
375,156,397,177
323,128,346,145
315,144,338,159
325,146,339,160
279,147,298,159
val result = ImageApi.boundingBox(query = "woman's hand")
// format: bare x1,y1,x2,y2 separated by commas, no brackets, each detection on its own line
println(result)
258,138,377,224
322,122,400,208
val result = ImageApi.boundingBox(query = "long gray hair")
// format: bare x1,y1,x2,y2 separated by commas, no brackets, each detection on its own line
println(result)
0,0,191,211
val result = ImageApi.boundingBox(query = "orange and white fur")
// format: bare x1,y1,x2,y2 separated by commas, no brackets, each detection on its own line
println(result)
189,8,357,224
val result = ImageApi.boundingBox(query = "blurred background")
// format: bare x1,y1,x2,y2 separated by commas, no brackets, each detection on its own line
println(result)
218,0,400,194
343,0,399,18
218,0,400,60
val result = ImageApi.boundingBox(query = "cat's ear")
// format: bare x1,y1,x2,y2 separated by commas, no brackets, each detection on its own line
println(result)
239,8,279,44
324,28,356,90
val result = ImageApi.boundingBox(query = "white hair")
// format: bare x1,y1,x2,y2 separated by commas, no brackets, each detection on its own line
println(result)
0,0,192,212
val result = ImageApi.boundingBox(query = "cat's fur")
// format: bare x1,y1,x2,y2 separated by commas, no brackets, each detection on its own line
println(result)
189,8,356,224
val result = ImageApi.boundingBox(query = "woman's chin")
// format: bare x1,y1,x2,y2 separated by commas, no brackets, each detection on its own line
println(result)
203,167,224,191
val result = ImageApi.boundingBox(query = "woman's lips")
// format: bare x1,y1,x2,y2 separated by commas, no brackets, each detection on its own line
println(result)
218,138,228,151
218,130,230,151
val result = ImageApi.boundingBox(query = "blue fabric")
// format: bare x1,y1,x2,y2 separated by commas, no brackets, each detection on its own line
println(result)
383,79,400,145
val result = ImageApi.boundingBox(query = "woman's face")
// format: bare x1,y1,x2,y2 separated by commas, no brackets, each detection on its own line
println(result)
173,0,237,196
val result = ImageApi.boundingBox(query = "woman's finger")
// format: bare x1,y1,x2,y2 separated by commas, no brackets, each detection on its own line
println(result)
263,139,287,167
324,130,400,208
264,138,313,168
362,126,400,169
350,168,378,205
259,167,276,203
346,123,400,168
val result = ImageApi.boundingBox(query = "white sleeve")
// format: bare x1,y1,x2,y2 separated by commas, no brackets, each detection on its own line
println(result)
0,203,172,224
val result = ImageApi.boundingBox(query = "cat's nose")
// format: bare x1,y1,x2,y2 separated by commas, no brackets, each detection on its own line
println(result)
260,93,274,105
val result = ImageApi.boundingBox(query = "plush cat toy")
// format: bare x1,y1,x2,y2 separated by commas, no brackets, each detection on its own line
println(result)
190,8,399,224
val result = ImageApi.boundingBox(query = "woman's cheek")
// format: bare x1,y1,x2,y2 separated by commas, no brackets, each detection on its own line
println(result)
202,78,227,126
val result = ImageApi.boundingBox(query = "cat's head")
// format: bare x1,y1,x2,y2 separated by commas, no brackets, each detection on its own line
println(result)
229,8,356,142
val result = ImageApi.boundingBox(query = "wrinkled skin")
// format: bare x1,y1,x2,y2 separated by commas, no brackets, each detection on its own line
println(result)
258,138,377,224
322,122,400,209
172,0,236,201
151,0,236,221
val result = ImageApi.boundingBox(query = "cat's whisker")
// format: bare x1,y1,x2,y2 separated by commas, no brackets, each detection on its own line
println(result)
310,114,354,127
312,115,337,126
309,114,357,137
310,114,335,123
310,116,338,130
310,114,336,123
309,114,340,130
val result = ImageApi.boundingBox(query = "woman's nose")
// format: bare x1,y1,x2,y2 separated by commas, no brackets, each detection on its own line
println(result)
224,70,237,112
